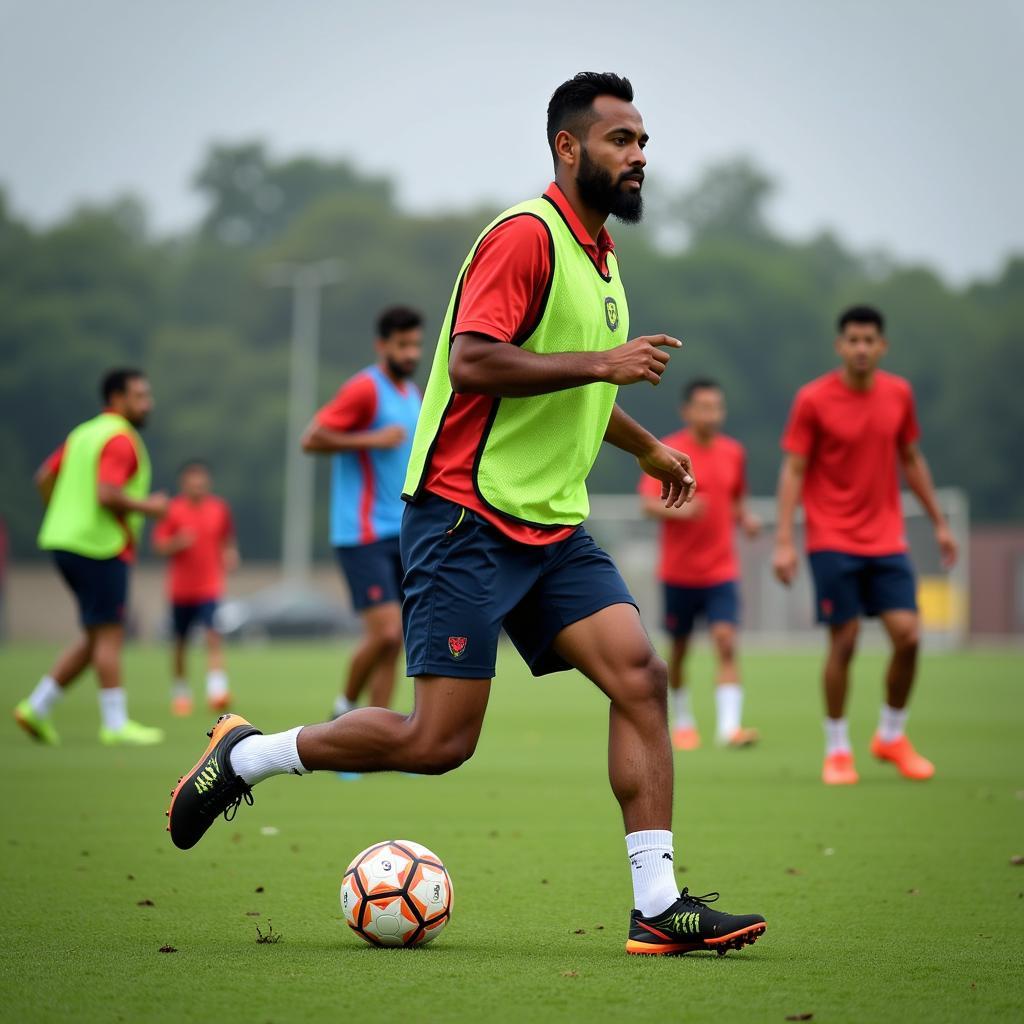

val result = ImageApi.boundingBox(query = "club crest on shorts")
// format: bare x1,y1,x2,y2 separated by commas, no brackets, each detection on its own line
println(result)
448,636,468,659
604,296,619,332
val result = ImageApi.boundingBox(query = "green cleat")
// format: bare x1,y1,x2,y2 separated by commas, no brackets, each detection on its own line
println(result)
13,701,60,746
100,720,165,746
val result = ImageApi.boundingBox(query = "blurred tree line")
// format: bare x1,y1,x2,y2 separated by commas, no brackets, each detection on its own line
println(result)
1,146,1020,561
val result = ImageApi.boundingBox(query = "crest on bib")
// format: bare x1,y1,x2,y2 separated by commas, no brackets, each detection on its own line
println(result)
604,296,620,332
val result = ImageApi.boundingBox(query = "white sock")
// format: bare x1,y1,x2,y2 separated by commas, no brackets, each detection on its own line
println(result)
715,682,742,741
878,704,908,743
27,675,63,718
229,727,311,786
172,679,190,699
98,688,128,732
671,688,694,729
824,717,851,756
626,830,679,918
333,694,355,717
206,669,229,699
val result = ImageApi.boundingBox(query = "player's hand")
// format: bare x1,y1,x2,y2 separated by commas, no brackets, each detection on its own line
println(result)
370,425,407,449
741,511,763,539
146,492,171,518
935,522,958,569
638,443,696,508
600,335,682,387
772,538,798,586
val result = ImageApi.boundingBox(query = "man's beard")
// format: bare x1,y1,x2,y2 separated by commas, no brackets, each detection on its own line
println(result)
386,357,417,381
576,147,644,224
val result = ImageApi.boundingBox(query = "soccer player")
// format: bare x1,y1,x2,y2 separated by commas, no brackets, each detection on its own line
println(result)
639,379,760,751
301,306,424,717
167,72,766,957
14,368,167,746
773,305,958,785
152,459,238,716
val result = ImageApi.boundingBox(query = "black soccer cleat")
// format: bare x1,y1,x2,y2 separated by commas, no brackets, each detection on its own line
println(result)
626,888,767,956
165,714,261,850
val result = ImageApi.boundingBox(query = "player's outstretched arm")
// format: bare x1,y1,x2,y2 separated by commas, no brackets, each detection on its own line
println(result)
300,419,405,454
449,332,682,398
98,483,169,519
605,405,695,508
33,462,57,505
772,453,804,585
900,443,957,568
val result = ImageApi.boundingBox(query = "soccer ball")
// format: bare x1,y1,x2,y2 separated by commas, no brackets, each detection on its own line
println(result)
340,840,453,947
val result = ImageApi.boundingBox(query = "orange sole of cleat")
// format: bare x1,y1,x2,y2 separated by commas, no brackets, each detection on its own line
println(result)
626,922,767,956
165,714,251,842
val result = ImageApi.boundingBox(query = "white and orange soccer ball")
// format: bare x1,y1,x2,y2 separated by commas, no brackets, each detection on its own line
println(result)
340,840,453,948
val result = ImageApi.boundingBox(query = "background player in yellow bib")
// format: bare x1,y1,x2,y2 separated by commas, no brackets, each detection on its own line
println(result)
167,73,767,957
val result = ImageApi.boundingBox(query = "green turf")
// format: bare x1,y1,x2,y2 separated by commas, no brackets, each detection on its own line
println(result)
1,642,1021,1023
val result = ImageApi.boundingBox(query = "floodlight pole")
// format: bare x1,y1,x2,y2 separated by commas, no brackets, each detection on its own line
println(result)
266,259,344,586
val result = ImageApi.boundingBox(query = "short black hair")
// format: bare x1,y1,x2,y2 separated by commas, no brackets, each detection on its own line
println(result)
178,458,211,476
683,377,722,402
837,305,885,332
547,72,634,162
377,305,423,339
101,368,145,404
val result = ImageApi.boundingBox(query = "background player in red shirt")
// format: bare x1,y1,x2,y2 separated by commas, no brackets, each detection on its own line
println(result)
152,460,238,716
773,305,958,785
640,379,761,751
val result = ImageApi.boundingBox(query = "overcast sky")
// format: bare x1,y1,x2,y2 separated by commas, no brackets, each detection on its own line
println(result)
1,0,1021,283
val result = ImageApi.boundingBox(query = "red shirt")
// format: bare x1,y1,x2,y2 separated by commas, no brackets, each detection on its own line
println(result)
423,181,616,546
152,495,234,603
638,430,746,587
43,432,139,561
782,369,920,555
317,374,377,432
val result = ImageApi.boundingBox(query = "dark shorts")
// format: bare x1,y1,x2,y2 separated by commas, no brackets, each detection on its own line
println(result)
172,600,219,639
663,580,740,637
808,551,918,626
335,536,404,612
400,493,637,679
53,549,128,628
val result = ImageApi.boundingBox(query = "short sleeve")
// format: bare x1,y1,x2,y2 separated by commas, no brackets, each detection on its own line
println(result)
41,443,66,476
98,434,139,486
898,383,921,448
453,216,553,344
317,375,378,432
734,445,747,499
781,388,817,457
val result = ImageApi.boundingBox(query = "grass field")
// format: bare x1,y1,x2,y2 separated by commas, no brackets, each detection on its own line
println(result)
1,641,1021,1023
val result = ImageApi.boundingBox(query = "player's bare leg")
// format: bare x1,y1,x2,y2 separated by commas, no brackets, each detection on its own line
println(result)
15,632,93,743
822,619,860,784
336,603,402,714
204,628,230,711
871,610,932,779
667,635,699,750
710,622,757,747
167,676,491,849
171,634,192,716
50,633,95,687
86,624,162,745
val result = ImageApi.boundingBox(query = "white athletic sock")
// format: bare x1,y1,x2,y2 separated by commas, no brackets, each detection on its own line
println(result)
229,727,311,786
824,717,851,756
172,679,190,699
715,682,742,741
671,688,694,729
98,688,128,732
333,694,355,717
878,704,908,743
27,675,63,718
206,669,229,699
626,830,679,918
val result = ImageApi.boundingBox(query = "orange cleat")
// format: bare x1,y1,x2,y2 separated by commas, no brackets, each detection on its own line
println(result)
721,726,760,748
672,725,701,751
822,750,859,785
171,695,193,717
207,692,232,713
870,733,934,780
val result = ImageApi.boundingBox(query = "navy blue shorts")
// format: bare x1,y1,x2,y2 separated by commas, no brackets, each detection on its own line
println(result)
663,580,740,637
808,551,917,626
400,494,637,679
172,600,219,639
53,549,128,628
335,536,404,612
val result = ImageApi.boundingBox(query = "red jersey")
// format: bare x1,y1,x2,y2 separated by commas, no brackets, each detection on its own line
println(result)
638,430,746,587
782,369,920,555
42,432,139,562
152,495,234,603
424,181,616,546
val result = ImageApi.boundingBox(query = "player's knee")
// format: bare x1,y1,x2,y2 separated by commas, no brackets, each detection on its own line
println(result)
369,621,403,658
620,651,668,709
829,624,859,663
891,622,920,655
407,729,478,775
